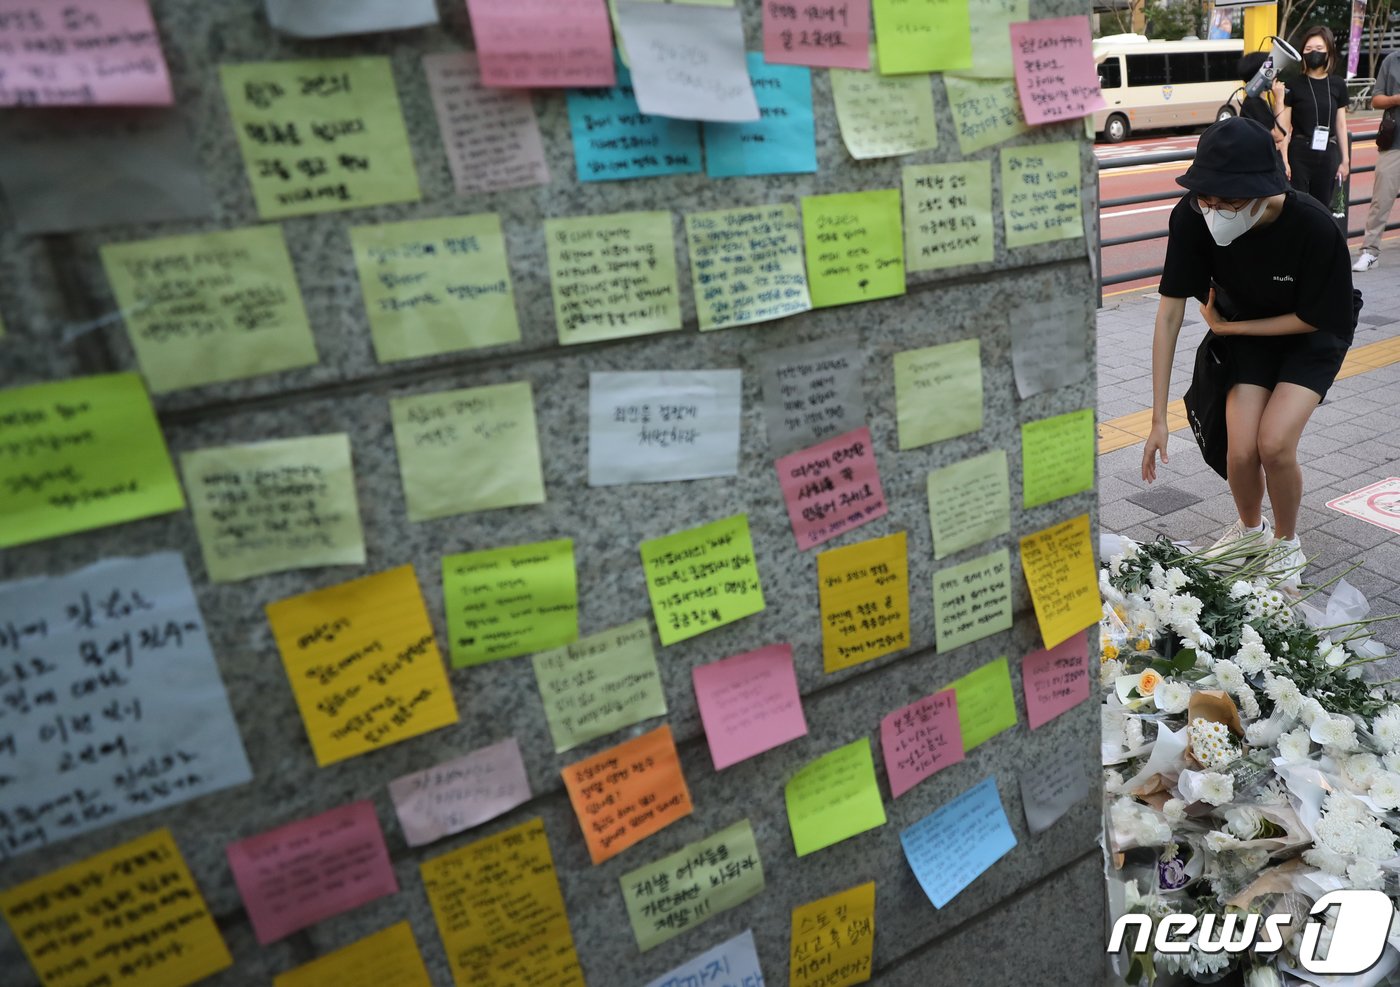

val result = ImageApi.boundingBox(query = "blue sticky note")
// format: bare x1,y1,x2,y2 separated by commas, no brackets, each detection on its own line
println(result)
704,55,816,178
900,776,1017,909
640,929,764,987
566,58,702,183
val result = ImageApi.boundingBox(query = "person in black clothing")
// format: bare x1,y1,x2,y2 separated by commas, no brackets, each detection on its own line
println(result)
1142,117,1355,587
1280,25,1351,206
1235,51,1287,163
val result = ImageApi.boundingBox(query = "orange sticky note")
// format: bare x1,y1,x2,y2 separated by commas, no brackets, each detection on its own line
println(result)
790,882,876,987
1019,513,1101,649
562,724,693,865
817,531,911,672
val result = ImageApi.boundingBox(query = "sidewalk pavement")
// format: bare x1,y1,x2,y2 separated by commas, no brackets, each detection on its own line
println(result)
1095,250,1400,676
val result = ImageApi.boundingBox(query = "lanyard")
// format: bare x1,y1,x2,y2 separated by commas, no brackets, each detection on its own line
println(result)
1308,76,1331,139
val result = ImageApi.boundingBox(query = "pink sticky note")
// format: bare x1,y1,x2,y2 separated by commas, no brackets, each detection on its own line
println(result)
388,737,532,847
226,800,399,945
693,644,808,770
0,0,174,106
1009,16,1106,126
880,689,964,798
464,0,615,89
1021,630,1090,729
763,0,871,70
776,426,888,550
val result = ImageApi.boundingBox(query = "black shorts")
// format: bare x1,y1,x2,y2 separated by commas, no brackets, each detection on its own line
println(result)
1227,331,1349,400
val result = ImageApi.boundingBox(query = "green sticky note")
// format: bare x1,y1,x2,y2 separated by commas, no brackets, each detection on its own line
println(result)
830,60,937,159
873,0,972,74
546,211,681,345
443,538,578,667
684,205,812,331
182,433,366,583
390,382,545,522
902,161,995,272
533,620,666,753
801,190,905,309
944,76,1028,155
1021,408,1095,509
640,515,765,646
0,374,184,549
932,548,1012,653
220,57,421,219
944,655,1018,750
893,339,982,450
785,739,887,856
1001,141,1085,249
949,0,1029,79
351,214,520,363
927,449,1010,560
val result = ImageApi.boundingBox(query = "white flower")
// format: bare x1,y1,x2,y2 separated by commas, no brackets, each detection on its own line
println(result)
1368,773,1400,810
1319,638,1349,668
1299,698,1328,727
1344,753,1383,789
1263,675,1303,717
1384,751,1400,774
1246,715,1285,747
1205,829,1242,852
1153,680,1191,714
1100,658,1123,687
1312,714,1360,753
1230,580,1254,600
1197,771,1234,806
1233,624,1274,674
1348,859,1385,890
1303,847,1351,876
1278,727,1313,762
1165,567,1190,592
1356,825,1399,862
1109,553,1126,576
1170,593,1204,625
1236,685,1260,720
1372,707,1400,752
1246,965,1282,987
1163,798,1187,824
1148,562,1168,590
1212,658,1246,694
1224,806,1266,840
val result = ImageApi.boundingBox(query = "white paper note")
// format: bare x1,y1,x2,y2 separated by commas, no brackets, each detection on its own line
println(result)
1019,755,1090,835
615,2,759,122
265,0,439,36
589,371,743,485
1009,297,1090,400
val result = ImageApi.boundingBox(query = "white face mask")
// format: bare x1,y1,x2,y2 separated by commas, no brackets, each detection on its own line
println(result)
1201,200,1266,246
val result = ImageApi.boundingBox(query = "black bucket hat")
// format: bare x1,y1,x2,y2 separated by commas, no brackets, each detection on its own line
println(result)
1176,116,1289,199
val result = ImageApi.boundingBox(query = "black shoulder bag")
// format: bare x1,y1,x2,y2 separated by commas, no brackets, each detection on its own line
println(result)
1182,330,1233,480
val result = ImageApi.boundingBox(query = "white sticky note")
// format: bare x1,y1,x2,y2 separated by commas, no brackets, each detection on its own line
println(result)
615,2,759,122
589,370,742,485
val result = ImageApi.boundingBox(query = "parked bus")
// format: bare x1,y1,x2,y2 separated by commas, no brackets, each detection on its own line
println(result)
1093,34,1247,143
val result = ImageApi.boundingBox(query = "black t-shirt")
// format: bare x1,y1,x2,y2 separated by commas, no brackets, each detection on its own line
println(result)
1159,190,1354,343
1284,75,1348,143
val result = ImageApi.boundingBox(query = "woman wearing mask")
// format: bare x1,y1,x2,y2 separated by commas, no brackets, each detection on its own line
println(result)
1280,26,1350,207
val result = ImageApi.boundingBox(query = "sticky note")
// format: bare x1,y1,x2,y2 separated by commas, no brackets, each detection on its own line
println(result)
566,61,702,182
615,3,758,122
0,373,183,549
220,58,420,219
1021,408,1094,508
764,0,870,69
686,205,812,330
588,370,742,485
102,227,318,394
442,538,578,666
944,76,1028,155
818,531,910,672
621,819,764,951
423,51,549,195
893,339,983,450
1010,296,1090,398
273,922,433,987
758,342,867,456
882,689,963,798
778,427,888,550
265,565,458,766
0,829,230,987
944,656,1017,750
534,620,666,752
644,931,765,987
705,56,816,177
933,548,1012,653
831,61,938,159
641,514,765,646
1001,141,1084,248
902,161,995,271
693,643,808,770
226,800,398,945
950,0,1028,79
267,0,438,36
390,382,545,520
802,190,905,308
790,882,876,987
1019,514,1099,649
0,0,172,106
872,0,971,74
465,0,615,88
901,776,1016,908
786,739,886,856
1022,630,1090,730
182,433,366,583
422,818,584,986
546,211,682,343
351,215,520,364
927,450,1010,560
1010,15,1105,125
1019,755,1089,834
389,738,532,847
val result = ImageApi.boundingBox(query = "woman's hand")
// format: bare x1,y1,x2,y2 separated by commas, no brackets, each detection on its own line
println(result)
1338,160,1350,182
1200,287,1232,334
1142,423,1169,483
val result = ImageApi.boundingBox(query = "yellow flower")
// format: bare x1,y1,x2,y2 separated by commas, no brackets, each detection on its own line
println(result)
1113,605,1128,621
1137,670,1162,696
1102,643,1120,662
1135,638,1153,652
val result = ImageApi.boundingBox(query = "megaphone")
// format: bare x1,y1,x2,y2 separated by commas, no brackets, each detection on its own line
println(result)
1245,37,1302,97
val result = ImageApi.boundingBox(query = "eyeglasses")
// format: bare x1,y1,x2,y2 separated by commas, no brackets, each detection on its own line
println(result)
1188,195,1253,218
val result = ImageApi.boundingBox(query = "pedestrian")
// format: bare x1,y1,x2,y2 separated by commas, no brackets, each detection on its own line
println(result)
1353,47,1400,272
1141,117,1355,587
1279,26,1351,209
1235,51,1288,163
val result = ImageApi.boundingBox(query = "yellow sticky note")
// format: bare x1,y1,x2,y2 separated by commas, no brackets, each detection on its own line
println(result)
1001,141,1084,249
927,450,1010,560
933,547,1012,653
443,538,578,666
182,433,366,583
390,382,545,522
274,922,432,987
818,531,910,673
640,514,765,646
950,0,1028,79
802,190,905,308
421,818,585,987
790,882,876,987
831,59,937,159
1020,514,1100,649
546,211,681,344
0,373,184,549
684,205,812,330
265,565,459,767
1022,408,1095,509
350,214,520,363
100,225,319,394
944,75,1028,155
944,656,1017,750
221,57,421,219
902,161,995,272
893,339,982,450
0,828,232,987
533,620,666,753
785,739,887,856
873,0,972,74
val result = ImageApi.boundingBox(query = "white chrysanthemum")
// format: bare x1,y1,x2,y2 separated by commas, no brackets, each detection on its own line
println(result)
1148,563,1168,591
1344,753,1383,789
1313,714,1359,753
1355,825,1399,862
1170,593,1204,625
1319,638,1349,668
1154,680,1191,714
1384,751,1400,774
1347,859,1385,890
1263,675,1303,717
1197,772,1234,806
1100,658,1123,687
1236,685,1260,720
1278,727,1313,762
1204,829,1242,852
1233,625,1274,674
1212,658,1246,694
1109,553,1126,576
1224,806,1266,840
1368,773,1400,811
1372,708,1400,752
1133,811,1172,846
1303,847,1351,876
1125,716,1146,749
1230,580,1254,600
1299,698,1328,727
1163,798,1187,824
1149,588,1174,624
1165,567,1190,592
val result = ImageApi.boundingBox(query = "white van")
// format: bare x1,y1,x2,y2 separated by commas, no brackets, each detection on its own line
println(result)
1093,34,1246,143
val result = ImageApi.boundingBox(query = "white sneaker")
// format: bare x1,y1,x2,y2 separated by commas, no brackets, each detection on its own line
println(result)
1353,252,1379,272
1268,536,1306,592
1203,516,1273,561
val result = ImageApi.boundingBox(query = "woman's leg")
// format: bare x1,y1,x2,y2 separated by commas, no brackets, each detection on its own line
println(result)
1225,383,1271,525
1256,382,1323,539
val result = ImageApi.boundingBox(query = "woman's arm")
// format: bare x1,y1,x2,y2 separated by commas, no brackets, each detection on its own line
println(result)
1142,295,1186,482
1277,101,1293,179
1199,288,1315,336
1335,103,1350,181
